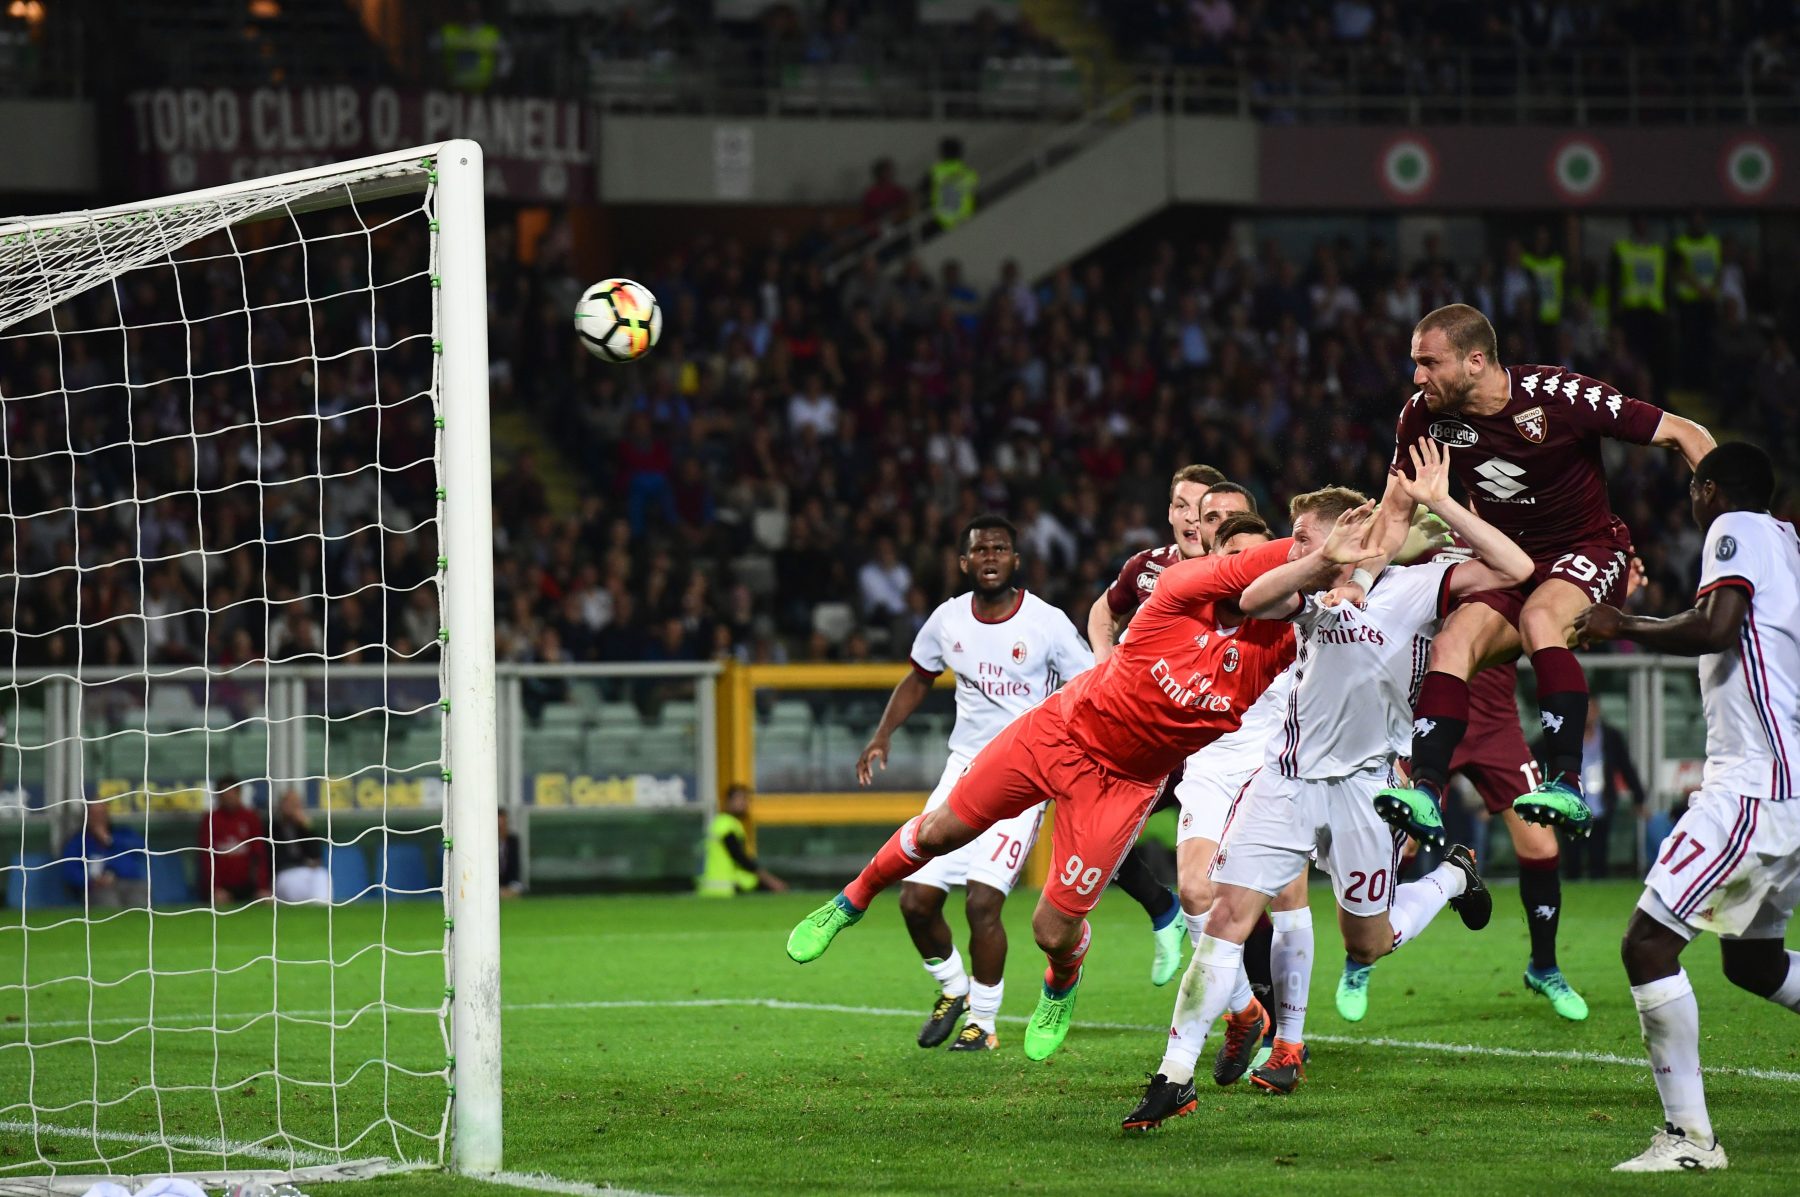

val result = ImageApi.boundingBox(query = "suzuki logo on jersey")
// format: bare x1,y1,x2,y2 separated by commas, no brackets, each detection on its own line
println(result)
1150,659,1231,712
1428,419,1479,447
1011,641,1027,664
1474,457,1529,500
1513,406,1546,443
1222,646,1239,672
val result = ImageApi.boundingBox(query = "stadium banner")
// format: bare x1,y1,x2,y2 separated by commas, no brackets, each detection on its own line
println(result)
1257,126,1800,208
7,771,694,814
527,771,699,810
123,86,593,202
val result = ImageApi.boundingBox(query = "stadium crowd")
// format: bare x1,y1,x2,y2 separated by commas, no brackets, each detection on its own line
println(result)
0,203,1792,680
489,210,1796,672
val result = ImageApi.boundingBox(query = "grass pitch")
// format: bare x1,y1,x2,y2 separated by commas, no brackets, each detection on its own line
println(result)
2,881,1796,1196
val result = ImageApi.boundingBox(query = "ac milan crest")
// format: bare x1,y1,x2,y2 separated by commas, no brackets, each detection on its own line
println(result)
1222,646,1240,673
1513,406,1547,443
1011,641,1027,664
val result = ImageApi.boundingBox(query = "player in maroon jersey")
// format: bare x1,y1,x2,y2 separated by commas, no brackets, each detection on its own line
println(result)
788,504,1392,1061
1085,464,1258,985
1373,305,1713,856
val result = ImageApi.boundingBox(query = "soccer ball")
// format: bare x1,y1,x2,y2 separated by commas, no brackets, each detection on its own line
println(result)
574,278,662,363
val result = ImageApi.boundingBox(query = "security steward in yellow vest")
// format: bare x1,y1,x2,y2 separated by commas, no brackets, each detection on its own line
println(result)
699,784,788,897
440,3,503,93
927,137,978,233
1612,215,1668,389
1520,226,1565,341
1671,212,1722,385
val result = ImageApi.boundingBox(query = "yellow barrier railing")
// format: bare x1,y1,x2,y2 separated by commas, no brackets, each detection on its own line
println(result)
717,660,1054,887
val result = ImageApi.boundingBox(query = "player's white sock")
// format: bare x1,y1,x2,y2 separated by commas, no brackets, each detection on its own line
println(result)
1157,936,1244,1085
1768,951,1800,1013
1631,970,1714,1145
1270,907,1314,1043
1184,909,1208,948
967,979,1003,1033
923,948,970,999
1389,862,1467,949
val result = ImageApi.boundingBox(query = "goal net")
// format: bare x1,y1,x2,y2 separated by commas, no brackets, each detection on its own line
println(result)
0,143,500,1189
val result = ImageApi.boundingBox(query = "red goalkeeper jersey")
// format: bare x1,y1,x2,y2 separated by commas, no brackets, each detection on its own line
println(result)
199,807,270,894
1056,537,1299,783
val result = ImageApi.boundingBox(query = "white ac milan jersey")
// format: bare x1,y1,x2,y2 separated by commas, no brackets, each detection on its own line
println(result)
910,590,1094,760
1188,666,1294,776
1269,561,1459,780
1695,511,1800,800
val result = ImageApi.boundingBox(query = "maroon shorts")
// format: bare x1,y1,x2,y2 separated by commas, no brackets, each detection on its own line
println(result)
1462,522,1633,626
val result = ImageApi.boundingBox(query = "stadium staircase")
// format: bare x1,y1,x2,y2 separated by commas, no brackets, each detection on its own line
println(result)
492,409,584,518
1020,0,1135,102
829,78,1166,288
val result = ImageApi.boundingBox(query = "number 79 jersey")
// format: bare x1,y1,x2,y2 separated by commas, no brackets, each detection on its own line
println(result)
908,590,1094,761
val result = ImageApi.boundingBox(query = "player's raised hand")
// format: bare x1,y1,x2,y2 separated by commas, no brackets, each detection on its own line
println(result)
855,733,890,786
1398,437,1452,507
1572,603,1623,647
1323,500,1379,563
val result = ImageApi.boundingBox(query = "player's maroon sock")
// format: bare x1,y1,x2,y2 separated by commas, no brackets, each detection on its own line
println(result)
1243,913,1274,994
1518,854,1562,972
843,816,926,910
1407,672,1470,791
1530,648,1589,784
1043,919,1091,995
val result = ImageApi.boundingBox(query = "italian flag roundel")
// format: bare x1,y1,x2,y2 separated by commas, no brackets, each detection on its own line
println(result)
1550,138,1606,201
1379,137,1436,200
1722,137,1777,200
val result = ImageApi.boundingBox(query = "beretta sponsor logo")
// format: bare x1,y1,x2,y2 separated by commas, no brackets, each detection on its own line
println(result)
1427,419,1479,447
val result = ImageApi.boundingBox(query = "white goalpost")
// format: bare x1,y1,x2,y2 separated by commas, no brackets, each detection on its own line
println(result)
0,141,500,1188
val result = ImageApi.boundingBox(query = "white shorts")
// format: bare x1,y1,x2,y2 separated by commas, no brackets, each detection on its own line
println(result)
907,751,1045,896
275,866,330,905
1173,761,1256,846
1638,789,1800,940
1210,764,1405,920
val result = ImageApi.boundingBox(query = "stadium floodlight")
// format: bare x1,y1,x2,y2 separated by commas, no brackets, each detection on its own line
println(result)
0,141,500,1189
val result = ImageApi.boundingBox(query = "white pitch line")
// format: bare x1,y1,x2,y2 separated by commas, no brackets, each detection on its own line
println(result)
465,1170,694,1197
0,1119,335,1166
6,995,1798,1085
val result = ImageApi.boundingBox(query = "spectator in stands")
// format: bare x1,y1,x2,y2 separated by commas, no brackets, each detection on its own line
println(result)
60,800,149,908
1538,697,1647,881
499,809,524,899
271,789,329,905
698,784,787,897
198,777,271,906
861,158,910,231
857,536,911,622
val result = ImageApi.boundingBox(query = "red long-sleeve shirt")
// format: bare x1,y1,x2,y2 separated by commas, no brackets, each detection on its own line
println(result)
198,807,270,896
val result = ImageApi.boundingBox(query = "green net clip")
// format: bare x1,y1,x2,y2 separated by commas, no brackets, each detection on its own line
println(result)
444,916,454,931
444,836,454,852
431,343,443,357
436,487,447,501
434,416,445,428
438,628,450,643
437,556,449,571
429,219,440,232
442,769,453,782
431,276,441,290
440,699,451,712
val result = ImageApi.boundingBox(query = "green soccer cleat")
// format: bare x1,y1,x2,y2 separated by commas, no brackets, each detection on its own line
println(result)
785,894,863,963
1022,970,1081,1061
1512,778,1594,838
1524,966,1590,1022
1373,783,1446,847
1336,958,1375,1023
1151,910,1187,987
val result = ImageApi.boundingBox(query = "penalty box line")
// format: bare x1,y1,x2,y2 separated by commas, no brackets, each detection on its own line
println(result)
10,995,1798,1085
